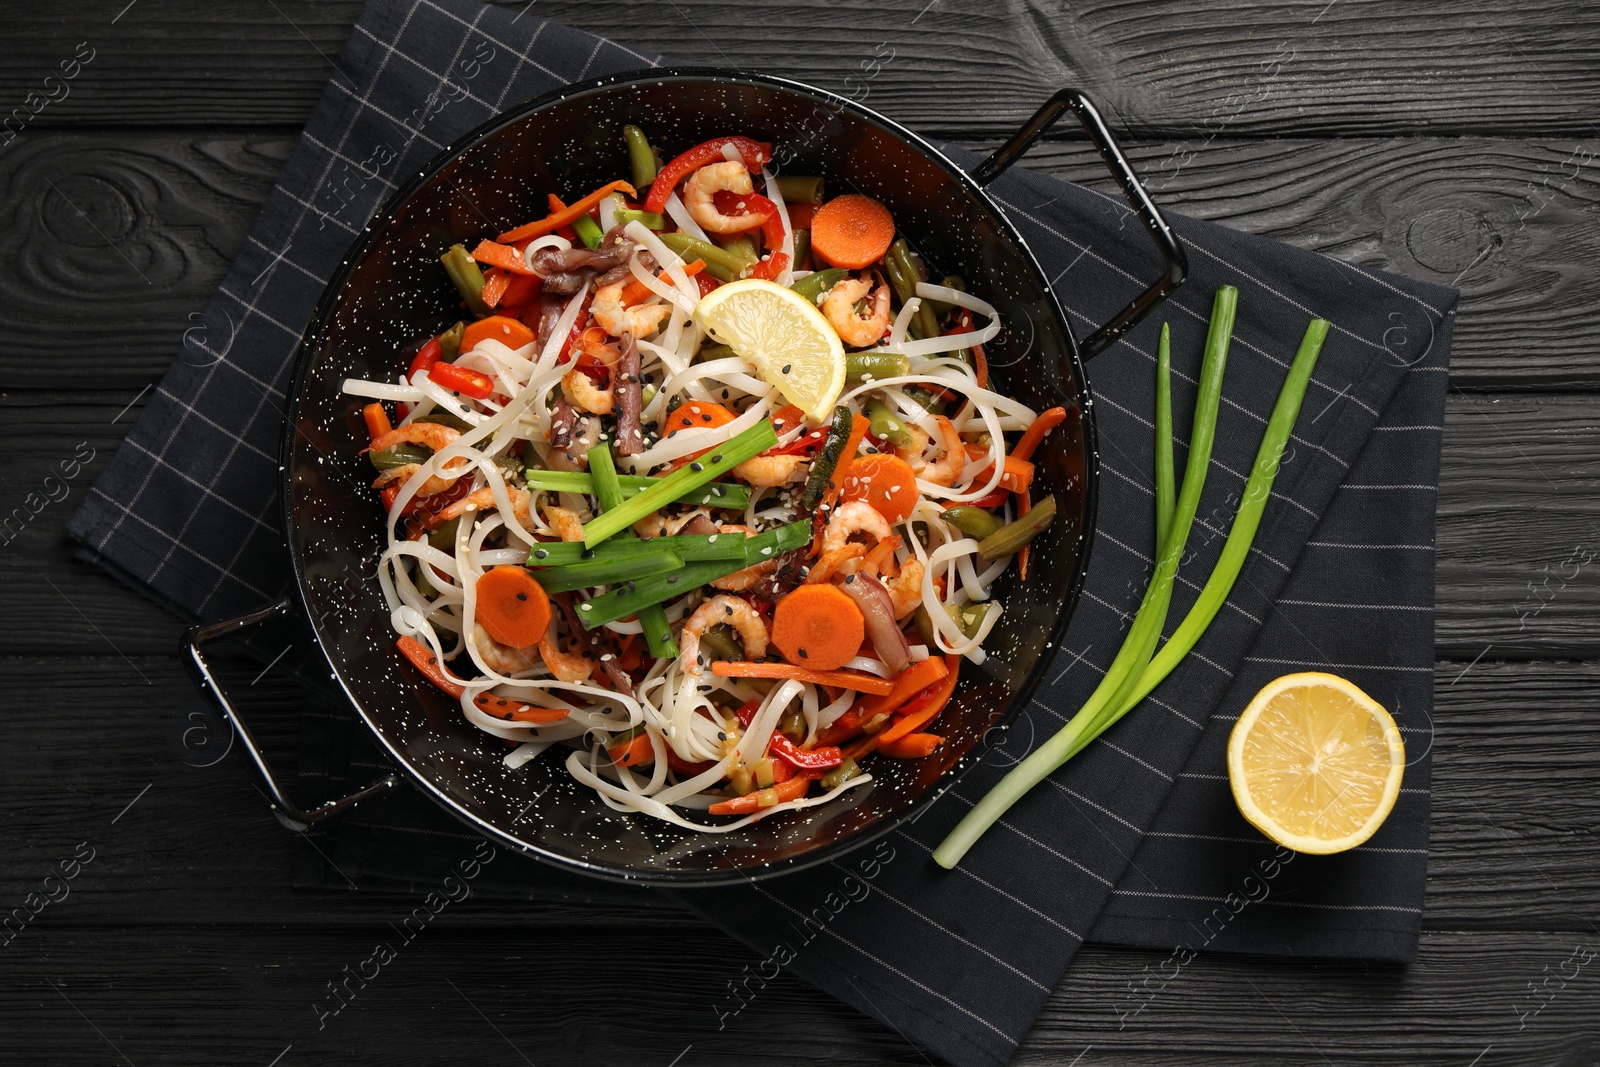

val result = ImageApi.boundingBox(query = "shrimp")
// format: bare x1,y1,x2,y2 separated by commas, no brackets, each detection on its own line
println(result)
471,623,539,675
678,594,768,676
368,422,471,498
632,509,712,538
894,421,931,474
885,558,926,619
821,272,891,347
733,452,806,487
592,279,672,339
372,463,457,499
822,500,893,555
539,626,594,683
541,503,586,543
921,416,968,487
709,524,774,591
561,367,615,415
683,161,765,235
430,485,532,528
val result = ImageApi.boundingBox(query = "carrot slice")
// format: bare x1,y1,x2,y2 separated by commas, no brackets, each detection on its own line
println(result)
497,179,637,244
620,258,704,307
878,732,945,758
709,661,894,695
462,315,536,353
875,656,961,745
1013,406,1068,463
810,193,896,270
608,733,654,767
362,402,391,442
480,268,512,309
856,655,950,719
474,567,552,649
664,400,737,434
469,239,537,276
772,584,865,670
396,635,465,698
472,692,569,724
839,453,919,524
707,773,812,816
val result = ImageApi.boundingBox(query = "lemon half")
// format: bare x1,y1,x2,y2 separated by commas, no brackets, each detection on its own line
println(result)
1227,672,1405,855
693,278,846,423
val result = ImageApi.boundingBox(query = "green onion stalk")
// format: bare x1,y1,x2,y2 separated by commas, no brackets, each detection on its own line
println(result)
934,291,1328,870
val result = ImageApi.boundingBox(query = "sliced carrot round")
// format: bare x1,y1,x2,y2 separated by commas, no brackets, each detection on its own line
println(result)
838,453,919,524
664,400,737,435
474,567,551,649
771,583,864,671
462,314,536,353
810,194,895,270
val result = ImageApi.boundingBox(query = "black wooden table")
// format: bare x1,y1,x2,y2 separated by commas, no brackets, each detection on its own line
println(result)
3,2,1597,1063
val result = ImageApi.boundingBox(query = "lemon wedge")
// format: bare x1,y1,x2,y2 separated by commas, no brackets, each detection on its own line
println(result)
693,278,845,423
1227,672,1405,855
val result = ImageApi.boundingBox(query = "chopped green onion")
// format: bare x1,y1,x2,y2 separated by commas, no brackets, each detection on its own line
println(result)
615,208,665,230
531,550,683,594
523,469,750,510
587,443,677,658
526,533,747,568
572,212,604,250
934,286,1239,870
1155,322,1176,552
580,420,777,547
574,520,810,628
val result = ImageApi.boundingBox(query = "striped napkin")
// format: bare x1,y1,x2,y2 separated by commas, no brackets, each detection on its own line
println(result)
67,1,1455,1063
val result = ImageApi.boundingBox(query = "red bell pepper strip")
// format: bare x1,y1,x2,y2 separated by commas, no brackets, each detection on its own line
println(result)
769,733,843,771
396,635,465,698
644,136,774,213
694,271,720,297
428,361,494,401
407,336,443,382
734,698,761,728
470,239,537,276
747,251,790,282
498,271,542,310
963,488,1011,510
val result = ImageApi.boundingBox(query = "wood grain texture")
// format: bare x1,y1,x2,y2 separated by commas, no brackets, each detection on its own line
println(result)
3,132,1599,392
1,0,1596,135
0,654,1594,929
6,392,1596,658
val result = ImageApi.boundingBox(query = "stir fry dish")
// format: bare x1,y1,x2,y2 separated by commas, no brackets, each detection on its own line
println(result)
341,127,1065,831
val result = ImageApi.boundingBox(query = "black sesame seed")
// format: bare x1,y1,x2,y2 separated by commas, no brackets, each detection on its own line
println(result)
711,454,722,463
724,605,733,615
845,573,856,583
798,647,808,658
534,548,548,559
717,731,727,741
781,363,792,374
515,591,528,601
702,413,713,422
667,575,679,584
690,461,704,472
581,549,595,560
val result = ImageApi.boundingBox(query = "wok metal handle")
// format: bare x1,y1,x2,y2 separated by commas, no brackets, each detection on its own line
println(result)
972,88,1187,359
183,598,399,831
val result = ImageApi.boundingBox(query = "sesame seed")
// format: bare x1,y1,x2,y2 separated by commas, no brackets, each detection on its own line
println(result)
845,573,856,583
798,647,808,658
711,454,722,463
534,548,548,559
515,591,528,601
781,364,792,374
702,413,713,423
690,461,704,472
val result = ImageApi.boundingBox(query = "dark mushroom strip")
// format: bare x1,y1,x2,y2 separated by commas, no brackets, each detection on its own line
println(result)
549,394,577,451
837,571,911,674
614,330,645,456
535,293,565,348
555,596,632,696
530,225,635,276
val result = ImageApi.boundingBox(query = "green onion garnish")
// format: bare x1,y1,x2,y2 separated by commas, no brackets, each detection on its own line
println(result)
587,443,678,658
523,469,750,510
530,550,684,594
525,533,747,568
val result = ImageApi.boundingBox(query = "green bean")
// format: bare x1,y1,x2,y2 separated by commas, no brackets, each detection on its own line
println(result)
572,212,603,250
426,516,460,552
957,604,989,640
368,443,431,471
941,505,1003,541
697,342,737,362
901,386,947,414
412,410,473,432
719,234,758,268
975,494,1056,562
436,320,465,361
819,757,861,791
774,175,825,203
865,398,913,447
439,244,488,317
912,606,937,646
659,232,750,275
623,124,657,187
698,624,743,664
791,228,810,269
790,267,847,305
614,208,665,230
924,275,965,317
778,707,807,743
699,260,736,282
882,242,922,330
887,238,940,341
845,352,910,382
1154,322,1176,552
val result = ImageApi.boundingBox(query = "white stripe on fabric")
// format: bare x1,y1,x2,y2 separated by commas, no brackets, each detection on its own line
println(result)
893,832,1084,939
1111,889,1423,914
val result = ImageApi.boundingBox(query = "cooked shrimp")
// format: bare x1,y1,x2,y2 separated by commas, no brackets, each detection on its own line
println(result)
683,161,765,235
821,272,891,347
632,509,711,538
539,627,594,683
561,367,615,415
822,500,893,554
804,543,865,584
372,463,457,499
431,485,532,527
678,594,768,676
733,452,806,487
369,421,461,454
471,623,539,675
921,416,968,487
885,558,926,619
541,503,586,542
592,279,672,339
894,421,931,474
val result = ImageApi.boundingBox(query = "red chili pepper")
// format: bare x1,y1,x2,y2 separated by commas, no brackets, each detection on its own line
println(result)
768,733,844,770
770,427,827,457
644,136,775,213
695,271,721,297
428,361,494,400
407,336,443,381
963,489,1011,509
747,251,790,282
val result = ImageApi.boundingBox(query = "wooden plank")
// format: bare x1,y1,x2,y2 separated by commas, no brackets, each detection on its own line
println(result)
0,925,1594,1064
0,655,1594,929
1,0,1596,134
6,391,1596,658
4,131,1597,392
